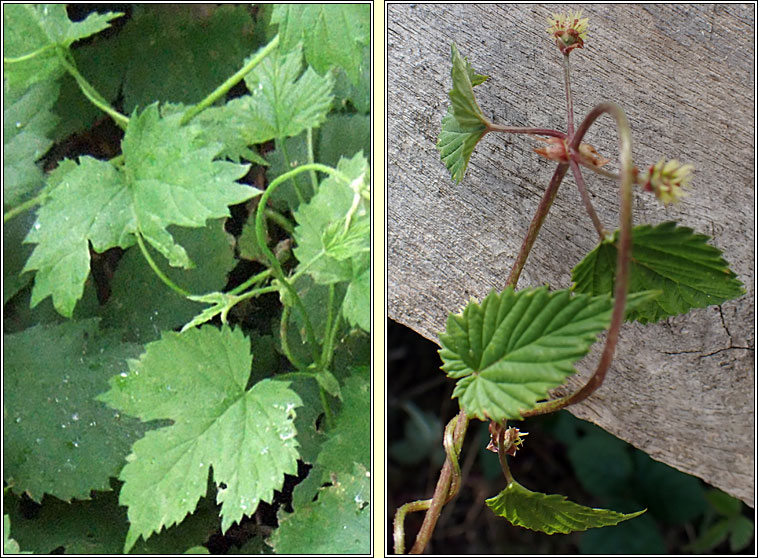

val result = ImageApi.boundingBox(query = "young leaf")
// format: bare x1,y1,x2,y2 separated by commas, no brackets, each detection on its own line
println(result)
271,4,370,85
3,4,122,93
23,104,256,316
4,319,148,502
572,222,745,323
97,326,302,552
437,44,491,183
270,463,370,554
438,287,614,421
292,152,370,285
3,79,60,206
486,480,645,534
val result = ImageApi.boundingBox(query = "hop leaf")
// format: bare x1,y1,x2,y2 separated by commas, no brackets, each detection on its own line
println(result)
437,44,491,183
438,287,615,421
98,326,302,552
3,4,122,93
572,222,745,323
22,104,257,317
486,480,645,534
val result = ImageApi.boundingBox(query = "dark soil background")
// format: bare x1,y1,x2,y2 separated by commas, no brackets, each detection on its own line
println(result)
386,319,754,555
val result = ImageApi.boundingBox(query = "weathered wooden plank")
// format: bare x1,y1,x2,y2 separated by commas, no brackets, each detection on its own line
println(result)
387,4,754,505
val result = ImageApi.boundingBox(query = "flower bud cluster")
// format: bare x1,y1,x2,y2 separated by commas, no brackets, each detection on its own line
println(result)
547,10,589,55
640,158,694,205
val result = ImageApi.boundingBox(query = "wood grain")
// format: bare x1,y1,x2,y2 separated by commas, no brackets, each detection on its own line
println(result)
387,4,754,506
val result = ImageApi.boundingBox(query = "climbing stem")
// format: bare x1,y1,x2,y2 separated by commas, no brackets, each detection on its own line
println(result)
505,163,569,288
569,158,606,239
522,102,635,417
405,411,469,554
255,164,348,364
563,53,575,136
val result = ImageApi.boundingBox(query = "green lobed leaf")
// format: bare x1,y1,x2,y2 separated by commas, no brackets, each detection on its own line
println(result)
437,106,487,184
486,480,646,534
292,152,370,285
114,5,257,114
97,326,302,552
3,319,149,502
101,219,237,343
22,104,256,317
270,463,370,554
439,286,615,421
343,264,370,332
243,43,334,142
572,221,745,323
4,486,220,555
316,373,370,477
436,43,491,184
271,4,370,85
447,43,489,128
3,4,122,93
3,79,60,207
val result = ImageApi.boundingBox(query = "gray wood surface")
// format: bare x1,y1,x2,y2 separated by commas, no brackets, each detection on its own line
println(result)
387,4,755,506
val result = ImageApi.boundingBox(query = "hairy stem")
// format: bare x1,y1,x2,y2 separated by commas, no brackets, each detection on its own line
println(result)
569,158,606,239
486,123,565,139
59,53,129,129
406,411,469,554
522,102,635,417
563,53,575,136
505,163,570,288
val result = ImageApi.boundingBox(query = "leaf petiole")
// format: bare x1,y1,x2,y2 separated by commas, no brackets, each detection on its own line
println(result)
135,234,192,298
180,33,280,126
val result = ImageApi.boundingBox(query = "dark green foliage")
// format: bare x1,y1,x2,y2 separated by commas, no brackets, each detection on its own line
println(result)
3,4,370,554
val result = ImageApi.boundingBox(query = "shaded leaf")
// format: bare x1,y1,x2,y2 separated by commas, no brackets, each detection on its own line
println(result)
486,480,645,534
270,464,370,554
572,222,745,323
98,326,302,551
101,220,236,343
316,373,370,476
439,287,614,421
3,4,122,93
3,319,148,502
271,4,370,85
115,5,257,114
3,486,220,555
3,515,31,554
3,79,60,206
